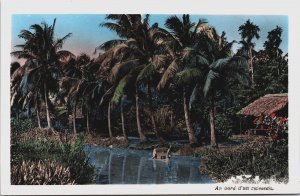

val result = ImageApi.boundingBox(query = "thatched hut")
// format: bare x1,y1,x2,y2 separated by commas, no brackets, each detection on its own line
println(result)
237,93,288,134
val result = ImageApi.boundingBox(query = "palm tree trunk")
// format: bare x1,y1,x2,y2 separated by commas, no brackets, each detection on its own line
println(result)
170,111,174,128
135,86,147,143
183,90,197,145
44,82,52,128
249,47,255,88
35,100,42,129
73,101,77,134
86,111,90,133
148,83,165,143
16,108,19,121
120,102,128,140
27,105,31,117
210,92,217,147
108,102,113,138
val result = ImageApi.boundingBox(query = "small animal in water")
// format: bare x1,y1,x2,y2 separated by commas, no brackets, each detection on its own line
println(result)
152,146,171,160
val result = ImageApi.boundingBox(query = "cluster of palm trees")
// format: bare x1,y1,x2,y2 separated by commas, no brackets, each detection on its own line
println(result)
11,14,251,147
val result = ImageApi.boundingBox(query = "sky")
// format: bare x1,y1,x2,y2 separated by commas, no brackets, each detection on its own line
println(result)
11,14,288,64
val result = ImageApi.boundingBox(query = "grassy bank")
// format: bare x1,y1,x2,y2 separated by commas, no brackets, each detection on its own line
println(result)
11,134,95,184
199,137,288,183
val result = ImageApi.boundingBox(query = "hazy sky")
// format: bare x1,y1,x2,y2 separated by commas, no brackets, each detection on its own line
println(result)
11,14,288,63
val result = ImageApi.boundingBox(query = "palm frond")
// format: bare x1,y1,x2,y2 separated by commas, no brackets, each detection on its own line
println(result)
189,82,203,108
175,67,204,86
57,50,75,59
193,18,208,35
11,51,35,59
20,66,43,95
137,64,157,82
111,77,129,105
18,30,34,40
95,39,126,52
22,91,34,109
203,70,219,97
157,59,179,91
150,55,166,70
100,22,123,35
30,24,44,35
54,33,72,49
110,59,140,83
50,18,57,39
196,55,210,67
209,58,231,70
165,15,183,38
105,14,124,20
224,56,250,86
100,85,116,105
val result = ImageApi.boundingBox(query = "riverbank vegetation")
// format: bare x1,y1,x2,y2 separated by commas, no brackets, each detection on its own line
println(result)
10,14,288,184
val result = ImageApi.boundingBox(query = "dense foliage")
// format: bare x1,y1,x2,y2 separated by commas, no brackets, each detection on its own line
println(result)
201,137,288,182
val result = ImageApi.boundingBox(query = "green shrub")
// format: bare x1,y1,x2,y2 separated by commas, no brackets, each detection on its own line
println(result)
16,138,61,153
11,118,35,144
201,138,288,182
59,133,95,184
11,118,35,134
11,160,75,185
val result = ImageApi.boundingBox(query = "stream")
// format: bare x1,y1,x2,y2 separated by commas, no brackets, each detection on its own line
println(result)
84,140,213,184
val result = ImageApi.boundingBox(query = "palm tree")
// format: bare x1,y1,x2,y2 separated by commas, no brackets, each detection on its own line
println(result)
238,19,260,87
203,57,249,147
157,15,211,145
263,26,283,59
190,31,250,147
59,54,104,134
11,19,74,129
11,60,46,128
98,14,169,143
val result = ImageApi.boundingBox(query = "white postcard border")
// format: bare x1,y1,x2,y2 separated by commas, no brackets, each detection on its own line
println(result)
1,0,300,195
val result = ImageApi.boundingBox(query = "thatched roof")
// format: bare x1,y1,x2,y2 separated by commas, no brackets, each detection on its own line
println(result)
237,93,288,117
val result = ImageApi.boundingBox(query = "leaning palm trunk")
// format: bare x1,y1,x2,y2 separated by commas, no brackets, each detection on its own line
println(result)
35,100,42,129
108,102,113,138
44,82,52,128
183,90,197,145
148,84,165,143
73,101,77,134
210,92,217,147
135,86,147,143
120,102,128,140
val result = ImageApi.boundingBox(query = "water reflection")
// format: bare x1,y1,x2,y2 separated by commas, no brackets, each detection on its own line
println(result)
84,145,213,184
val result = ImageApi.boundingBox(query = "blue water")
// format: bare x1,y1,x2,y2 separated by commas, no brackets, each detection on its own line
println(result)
84,144,213,184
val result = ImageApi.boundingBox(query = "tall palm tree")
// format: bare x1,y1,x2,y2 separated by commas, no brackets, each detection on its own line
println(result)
157,15,211,145
238,19,260,87
203,57,249,147
11,19,74,129
190,31,250,147
11,63,47,129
